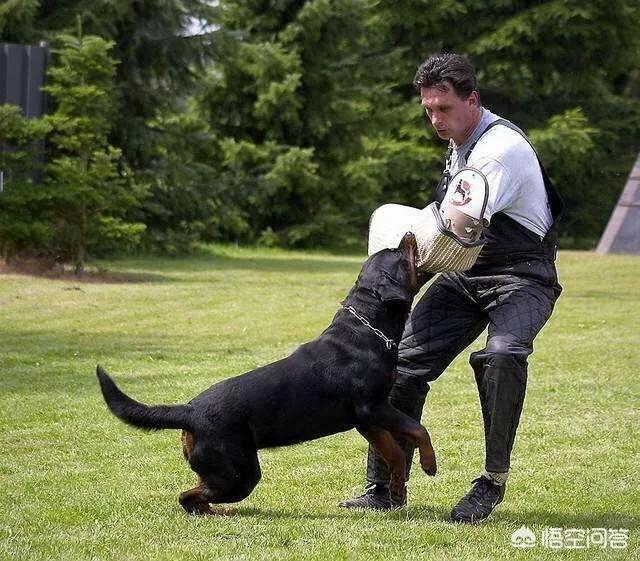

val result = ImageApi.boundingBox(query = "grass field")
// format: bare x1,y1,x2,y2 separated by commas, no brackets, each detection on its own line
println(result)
1,246,638,560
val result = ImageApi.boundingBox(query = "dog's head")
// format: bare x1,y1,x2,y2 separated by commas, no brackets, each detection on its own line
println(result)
356,232,419,305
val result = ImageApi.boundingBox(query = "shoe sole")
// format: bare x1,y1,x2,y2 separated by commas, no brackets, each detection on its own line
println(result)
450,512,490,524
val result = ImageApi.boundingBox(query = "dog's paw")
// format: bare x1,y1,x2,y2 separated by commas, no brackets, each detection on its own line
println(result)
181,502,214,516
420,453,437,476
389,489,407,509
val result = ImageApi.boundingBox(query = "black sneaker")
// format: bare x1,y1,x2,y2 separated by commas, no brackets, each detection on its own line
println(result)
450,476,505,523
339,484,400,511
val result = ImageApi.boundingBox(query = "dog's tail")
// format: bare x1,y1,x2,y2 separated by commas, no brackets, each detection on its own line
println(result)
96,365,192,431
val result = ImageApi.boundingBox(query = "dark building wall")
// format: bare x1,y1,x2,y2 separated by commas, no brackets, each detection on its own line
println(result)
0,42,50,190
0,42,49,118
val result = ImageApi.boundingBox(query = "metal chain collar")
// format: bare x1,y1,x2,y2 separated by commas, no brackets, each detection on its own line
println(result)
341,304,397,351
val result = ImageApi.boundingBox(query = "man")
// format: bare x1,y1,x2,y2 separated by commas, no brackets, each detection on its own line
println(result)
340,53,563,522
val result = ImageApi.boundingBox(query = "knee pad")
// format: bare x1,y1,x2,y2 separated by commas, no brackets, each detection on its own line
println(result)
470,351,528,394
477,335,531,360
470,338,530,377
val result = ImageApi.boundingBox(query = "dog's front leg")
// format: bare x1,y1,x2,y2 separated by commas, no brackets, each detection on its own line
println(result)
357,426,407,508
367,403,437,476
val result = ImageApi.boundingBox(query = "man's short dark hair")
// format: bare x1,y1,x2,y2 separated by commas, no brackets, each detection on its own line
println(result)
413,53,477,99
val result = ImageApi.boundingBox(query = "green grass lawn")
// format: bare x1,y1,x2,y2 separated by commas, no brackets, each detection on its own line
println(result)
1,246,638,560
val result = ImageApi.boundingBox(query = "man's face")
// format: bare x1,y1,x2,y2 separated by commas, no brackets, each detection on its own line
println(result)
420,83,479,146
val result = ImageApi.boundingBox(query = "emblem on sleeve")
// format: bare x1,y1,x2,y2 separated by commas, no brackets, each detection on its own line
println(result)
451,179,472,206
442,167,489,221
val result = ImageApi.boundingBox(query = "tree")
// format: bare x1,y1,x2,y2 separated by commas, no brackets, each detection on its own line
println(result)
40,1,224,253
0,0,40,43
374,0,640,244
2,0,639,252
136,100,222,254
197,0,640,248
0,104,51,260
1,0,221,253
44,28,145,273
194,0,401,247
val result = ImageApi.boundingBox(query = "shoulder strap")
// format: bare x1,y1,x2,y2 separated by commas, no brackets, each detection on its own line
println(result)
464,119,523,160
465,118,565,221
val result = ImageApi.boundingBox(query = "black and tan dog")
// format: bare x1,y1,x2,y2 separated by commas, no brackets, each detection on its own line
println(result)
97,232,436,514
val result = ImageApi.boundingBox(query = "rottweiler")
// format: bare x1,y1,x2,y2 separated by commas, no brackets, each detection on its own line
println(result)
97,232,436,514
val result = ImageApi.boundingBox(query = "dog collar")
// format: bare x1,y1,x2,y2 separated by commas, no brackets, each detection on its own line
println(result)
341,305,397,351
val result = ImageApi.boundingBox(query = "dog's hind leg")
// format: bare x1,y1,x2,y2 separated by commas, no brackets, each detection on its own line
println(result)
180,430,261,515
179,459,262,515
181,437,262,514
179,431,219,515
357,426,407,508
368,403,437,476
179,477,220,515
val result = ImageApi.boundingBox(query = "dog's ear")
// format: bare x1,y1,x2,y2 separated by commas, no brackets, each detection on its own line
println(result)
374,272,411,304
356,238,414,303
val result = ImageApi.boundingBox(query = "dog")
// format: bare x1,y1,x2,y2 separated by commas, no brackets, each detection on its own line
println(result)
97,232,437,514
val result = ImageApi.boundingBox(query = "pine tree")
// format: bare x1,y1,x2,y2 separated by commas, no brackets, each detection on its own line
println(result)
44,26,145,273
196,0,400,247
0,0,40,43
374,0,640,243
0,104,51,260
1,0,221,253
3,0,638,250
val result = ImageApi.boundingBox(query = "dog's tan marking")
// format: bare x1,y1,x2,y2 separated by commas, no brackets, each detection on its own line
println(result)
178,477,237,516
357,427,407,508
181,430,194,462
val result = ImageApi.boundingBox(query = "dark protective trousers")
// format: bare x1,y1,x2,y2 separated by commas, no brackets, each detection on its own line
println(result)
366,266,561,485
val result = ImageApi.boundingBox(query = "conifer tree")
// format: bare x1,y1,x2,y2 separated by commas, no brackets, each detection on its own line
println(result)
375,0,640,242
196,0,400,247
0,105,50,259
0,0,40,43
44,27,145,273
